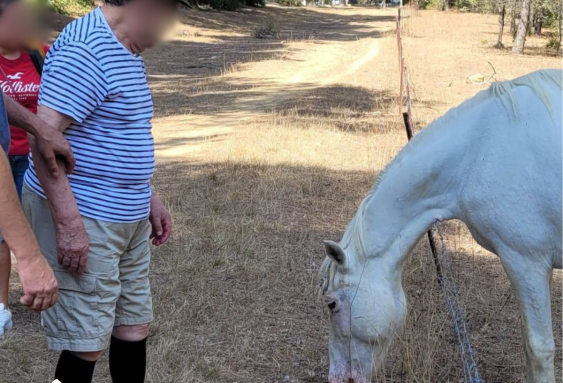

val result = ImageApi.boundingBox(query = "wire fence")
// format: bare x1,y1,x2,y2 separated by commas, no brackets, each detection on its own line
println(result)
395,6,484,383
396,3,417,125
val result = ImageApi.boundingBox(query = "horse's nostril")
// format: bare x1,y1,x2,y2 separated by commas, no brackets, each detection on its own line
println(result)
327,301,337,311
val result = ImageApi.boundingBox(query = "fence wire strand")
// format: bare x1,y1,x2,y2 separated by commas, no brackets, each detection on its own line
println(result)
396,7,483,382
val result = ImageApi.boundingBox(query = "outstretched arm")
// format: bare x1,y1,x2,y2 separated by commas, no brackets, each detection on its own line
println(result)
29,106,89,275
0,151,58,311
3,94,75,177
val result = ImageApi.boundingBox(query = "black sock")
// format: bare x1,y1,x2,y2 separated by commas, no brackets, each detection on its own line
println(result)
54,350,97,383
109,336,147,383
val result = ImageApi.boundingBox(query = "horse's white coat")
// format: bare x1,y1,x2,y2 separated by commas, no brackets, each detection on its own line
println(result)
319,69,562,383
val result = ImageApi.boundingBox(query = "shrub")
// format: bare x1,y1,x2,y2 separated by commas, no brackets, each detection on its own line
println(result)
47,0,94,15
246,0,266,6
546,34,562,52
254,20,279,38
275,0,303,6
195,0,257,10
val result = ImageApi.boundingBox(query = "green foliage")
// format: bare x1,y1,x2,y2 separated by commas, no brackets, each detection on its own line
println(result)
253,20,279,38
274,0,303,5
246,0,266,6
46,0,94,15
419,0,494,12
545,34,561,49
194,0,264,11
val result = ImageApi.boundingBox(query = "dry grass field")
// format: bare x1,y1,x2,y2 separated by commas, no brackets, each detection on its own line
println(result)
0,4,561,383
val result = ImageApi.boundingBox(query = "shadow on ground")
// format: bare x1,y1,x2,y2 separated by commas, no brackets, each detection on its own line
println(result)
145,6,396,80
2,160,561,383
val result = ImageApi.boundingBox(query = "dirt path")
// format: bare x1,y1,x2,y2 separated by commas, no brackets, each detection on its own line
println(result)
148,6,395,161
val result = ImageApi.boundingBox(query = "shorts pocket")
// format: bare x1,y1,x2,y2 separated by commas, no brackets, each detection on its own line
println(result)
52,271,99,339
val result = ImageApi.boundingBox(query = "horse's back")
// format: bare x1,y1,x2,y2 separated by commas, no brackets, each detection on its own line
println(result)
460,74,562,268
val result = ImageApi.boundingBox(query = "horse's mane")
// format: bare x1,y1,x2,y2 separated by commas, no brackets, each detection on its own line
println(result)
318,187,377,297
318,69,562,297
489,69,562,118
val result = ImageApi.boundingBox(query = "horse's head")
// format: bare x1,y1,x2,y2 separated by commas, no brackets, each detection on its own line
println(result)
319,240,407,383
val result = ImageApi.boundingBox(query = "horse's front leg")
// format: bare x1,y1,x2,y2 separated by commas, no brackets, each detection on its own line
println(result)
500,251,556,383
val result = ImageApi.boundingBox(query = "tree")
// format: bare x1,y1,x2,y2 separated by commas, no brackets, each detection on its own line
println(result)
535,7,543,34
442,0,450,11
495,0,506,48
512,0,530,54
510,0,518,36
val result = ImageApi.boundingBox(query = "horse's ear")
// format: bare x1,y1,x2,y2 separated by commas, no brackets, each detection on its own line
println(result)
323,240,346,265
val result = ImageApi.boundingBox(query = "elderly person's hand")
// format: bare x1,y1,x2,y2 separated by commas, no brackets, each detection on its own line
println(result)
57,216,89,276
34,123,75,178
3,95,75,177
149,193,172,246
0,303,12,337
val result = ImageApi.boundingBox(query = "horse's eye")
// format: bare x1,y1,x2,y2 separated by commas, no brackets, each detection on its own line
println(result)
327,301,337,311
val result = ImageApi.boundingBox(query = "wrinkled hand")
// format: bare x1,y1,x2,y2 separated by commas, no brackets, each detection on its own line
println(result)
0,304,12,337
57,217,89,275
17,251,59,311
35,125,75,178
149,193,172,246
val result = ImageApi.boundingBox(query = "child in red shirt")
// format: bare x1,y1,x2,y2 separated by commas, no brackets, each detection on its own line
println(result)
0,0,47,325
0,49,46,194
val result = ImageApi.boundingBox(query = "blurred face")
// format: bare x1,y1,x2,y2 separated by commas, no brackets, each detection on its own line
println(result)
126,0,178,51
0,1,43,51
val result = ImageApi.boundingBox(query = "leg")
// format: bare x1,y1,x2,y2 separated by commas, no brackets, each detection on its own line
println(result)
22,187,123,381
111,219,153,383
110,324,150,383
54,350,101,383
9,155,29,201
500,252,556,383
113,323,150,341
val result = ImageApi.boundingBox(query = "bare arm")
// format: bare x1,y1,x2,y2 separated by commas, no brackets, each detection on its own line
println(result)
30,105,88,275
4,94,75,177
0,150,58,311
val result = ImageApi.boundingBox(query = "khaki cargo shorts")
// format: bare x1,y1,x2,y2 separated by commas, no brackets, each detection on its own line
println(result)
22,185,154,352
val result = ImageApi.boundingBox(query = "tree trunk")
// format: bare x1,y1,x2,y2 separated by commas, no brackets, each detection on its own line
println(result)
509,0,517,36
442,0,449,11
512,0,530,54
526,0,534,36
534,7,542,35
495,3,506,48
559,5,563,52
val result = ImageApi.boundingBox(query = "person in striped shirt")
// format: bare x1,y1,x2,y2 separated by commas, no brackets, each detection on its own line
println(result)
22,0,186,382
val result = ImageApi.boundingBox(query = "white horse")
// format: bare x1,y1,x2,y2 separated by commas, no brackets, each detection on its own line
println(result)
319,69,562,383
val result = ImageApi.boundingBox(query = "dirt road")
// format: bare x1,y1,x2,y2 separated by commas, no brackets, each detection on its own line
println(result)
148,5,396,161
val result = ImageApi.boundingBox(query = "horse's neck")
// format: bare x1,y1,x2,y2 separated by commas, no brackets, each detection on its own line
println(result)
360,115,474,266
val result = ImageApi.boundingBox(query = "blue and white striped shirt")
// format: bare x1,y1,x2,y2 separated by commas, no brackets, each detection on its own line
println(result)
25,7,154,223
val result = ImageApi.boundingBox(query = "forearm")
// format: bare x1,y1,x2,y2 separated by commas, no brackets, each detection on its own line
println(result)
0,152,41,261
0,242,10,305
29,136,79,224
3,94,40,137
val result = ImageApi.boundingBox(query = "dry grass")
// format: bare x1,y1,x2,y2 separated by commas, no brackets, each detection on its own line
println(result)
0,5,561,383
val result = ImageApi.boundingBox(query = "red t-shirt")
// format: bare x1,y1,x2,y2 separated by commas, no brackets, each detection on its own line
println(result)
0,48,47,156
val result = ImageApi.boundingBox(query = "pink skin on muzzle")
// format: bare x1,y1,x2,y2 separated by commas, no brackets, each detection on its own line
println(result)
329,368,369,383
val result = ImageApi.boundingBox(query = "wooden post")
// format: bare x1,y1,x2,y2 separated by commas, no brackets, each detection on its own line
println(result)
399,58,404,114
